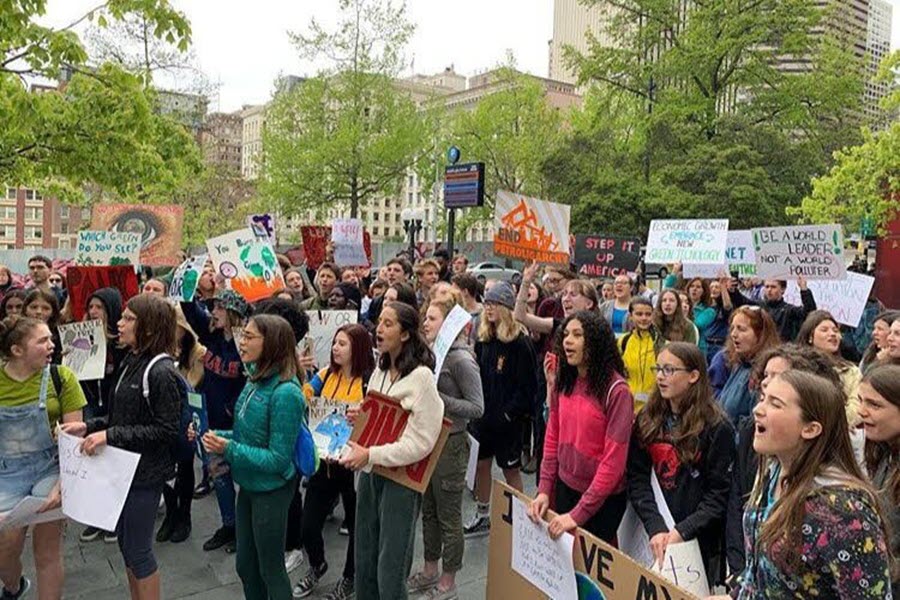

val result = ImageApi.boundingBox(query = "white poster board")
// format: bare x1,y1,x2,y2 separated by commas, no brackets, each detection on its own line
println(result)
493,190,572,265
432,305,472,382
783,272,875,327
683,230,757,278
510,496,578,600
59,320,106,381
654,541,710,598
305,310,358,370
169,254,208,303
332,219,367,267
206,228,285,302
75,230,142,266
465,433,479,491
0,496,64,531
307,397,353,460
58,431,140,531
645,220,729,265
752,224,846,280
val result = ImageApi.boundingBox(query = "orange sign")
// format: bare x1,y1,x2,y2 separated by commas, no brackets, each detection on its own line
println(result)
493,190,570,264
350,391,451,494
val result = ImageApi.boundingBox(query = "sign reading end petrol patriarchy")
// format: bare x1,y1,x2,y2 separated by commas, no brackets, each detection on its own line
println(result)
752,224,846,280
493,190,571,265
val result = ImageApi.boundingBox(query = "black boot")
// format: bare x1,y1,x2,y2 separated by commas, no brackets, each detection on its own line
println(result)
155,512,175,543
170,510,192,543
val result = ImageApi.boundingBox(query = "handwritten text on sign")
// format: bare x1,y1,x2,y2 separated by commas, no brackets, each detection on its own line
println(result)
511,496,578,600
752,224,846,280
683,230,757,278
76,230,142,266
350,392,451,493
645,220,729,265
784,272,875,327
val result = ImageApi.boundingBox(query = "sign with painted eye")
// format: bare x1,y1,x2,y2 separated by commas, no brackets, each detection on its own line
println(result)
91,204,184,267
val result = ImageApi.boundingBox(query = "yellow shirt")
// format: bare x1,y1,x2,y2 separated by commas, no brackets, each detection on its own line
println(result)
618,330,658,413
303,368,365,404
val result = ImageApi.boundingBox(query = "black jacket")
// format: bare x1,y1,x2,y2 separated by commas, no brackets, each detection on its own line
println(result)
87,352,181,486
726,416,758,576
474,332,537,424
763,289,816,342
81,287,126,413
627,416,735,584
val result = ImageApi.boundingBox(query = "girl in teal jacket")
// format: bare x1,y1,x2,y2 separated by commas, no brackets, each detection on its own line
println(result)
202,314,305,600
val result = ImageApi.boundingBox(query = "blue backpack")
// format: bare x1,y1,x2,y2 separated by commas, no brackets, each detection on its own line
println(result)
290,381,319,478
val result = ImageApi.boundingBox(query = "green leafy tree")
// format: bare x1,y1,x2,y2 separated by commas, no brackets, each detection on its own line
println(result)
1,0,198,201
172,163,256,249
261,0,430,219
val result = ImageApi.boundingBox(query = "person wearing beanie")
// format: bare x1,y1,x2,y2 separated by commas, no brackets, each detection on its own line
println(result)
181,288,249,553
464,280,538,539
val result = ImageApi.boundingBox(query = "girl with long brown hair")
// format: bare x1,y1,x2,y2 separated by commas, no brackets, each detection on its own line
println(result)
627,342,734,585
861,310,899,373
723,370,892,599
858,364,900,595
653,289,698,345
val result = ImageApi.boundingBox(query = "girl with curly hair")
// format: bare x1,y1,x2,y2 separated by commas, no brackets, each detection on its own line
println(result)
528,310,633,543
627,342,734,585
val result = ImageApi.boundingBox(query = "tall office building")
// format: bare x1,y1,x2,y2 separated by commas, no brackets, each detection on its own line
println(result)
865,0,894,128
548,0,615,84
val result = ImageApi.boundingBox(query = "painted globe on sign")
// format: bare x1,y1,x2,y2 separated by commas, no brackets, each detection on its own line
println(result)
575,572,605,600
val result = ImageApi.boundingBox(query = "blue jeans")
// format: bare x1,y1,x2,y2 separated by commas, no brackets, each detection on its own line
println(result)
214,471,236,528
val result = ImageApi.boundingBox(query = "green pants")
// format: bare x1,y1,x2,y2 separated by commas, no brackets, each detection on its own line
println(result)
235,478,295,600
422,432,469,573
355,472,421,600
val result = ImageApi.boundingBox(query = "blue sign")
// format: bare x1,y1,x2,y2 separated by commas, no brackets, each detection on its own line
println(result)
444,162,485,209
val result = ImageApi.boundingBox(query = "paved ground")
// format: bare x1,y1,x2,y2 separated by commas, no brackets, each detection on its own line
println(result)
20,466,539,599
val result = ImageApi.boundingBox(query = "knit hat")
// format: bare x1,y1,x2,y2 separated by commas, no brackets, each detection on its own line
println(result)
484,281,515,310
214,289,250,318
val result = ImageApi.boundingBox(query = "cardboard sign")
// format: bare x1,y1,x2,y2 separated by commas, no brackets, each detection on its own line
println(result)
59,320,106,381
306,310,358,369
301,226,373,270
783,272,875,327
308,397,353,460
752,224,846,280
169,254,208,303
67,266,139,322
350,391,452,494
487,481,699,600
432,305,472,382
645,220,730,265
683,230,757,278
332,218,368,267
511,496,578,599
206,228,285,302
573,234,641,278
248,213,277,244
92,204,184,267
75,230,142,266
493,190,571,264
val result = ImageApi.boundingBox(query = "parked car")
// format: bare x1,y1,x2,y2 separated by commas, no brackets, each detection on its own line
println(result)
468,262,522,285
638,260,669,280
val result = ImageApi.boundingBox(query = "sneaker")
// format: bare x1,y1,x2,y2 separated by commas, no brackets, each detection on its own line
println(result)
338,521,349,536
170,518,192,544
103,530,118,543
463,513,490,538
292,563,327,598
522,455,538,475
193,481,212,499
156,514,175,543
407,571,439,594
80,525,102,542
224,539,236,554
284,549,305,574
324,576,355,600
0,576,31,599
423,585,459,600
203,526,236,551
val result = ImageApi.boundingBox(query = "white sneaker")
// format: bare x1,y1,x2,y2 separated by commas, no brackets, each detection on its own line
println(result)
463,512,491,538
285,549,305,574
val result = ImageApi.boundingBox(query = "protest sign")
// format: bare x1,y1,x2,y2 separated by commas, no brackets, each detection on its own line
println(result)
645,220,730,265
58,431,140,531
92,204,183,267
573,234,641,278
188,392,209,464
306,310,358,369
752,224,846,280
248,213,277,244
308,397,353,460
169,254,208,303
510,496,578,600
59,320,106,381
332,218,368,267
683,230,757,278
432,305,472,381
67,266,139,322
784,272,875,327
487,481,698,600
654,541,710,598
0,496,64,531
465,433,479,491
350,391,452,494
206,228,285,302
75,230,142,266
301,226,373,270
493,190,570,265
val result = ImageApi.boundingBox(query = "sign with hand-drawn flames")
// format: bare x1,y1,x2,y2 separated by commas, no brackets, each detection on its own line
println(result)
493,190,571,265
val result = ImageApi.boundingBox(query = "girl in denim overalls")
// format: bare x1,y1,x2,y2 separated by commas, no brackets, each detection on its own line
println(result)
0,316,86,599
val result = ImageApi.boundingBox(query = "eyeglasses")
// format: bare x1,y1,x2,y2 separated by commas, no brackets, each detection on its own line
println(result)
240,330,263,341
121,314,137,322
651,365,692,377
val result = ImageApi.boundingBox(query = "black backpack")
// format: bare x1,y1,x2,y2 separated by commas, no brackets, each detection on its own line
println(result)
141,354,195,463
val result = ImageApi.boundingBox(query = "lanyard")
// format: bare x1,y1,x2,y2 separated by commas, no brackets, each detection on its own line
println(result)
379,370,399,396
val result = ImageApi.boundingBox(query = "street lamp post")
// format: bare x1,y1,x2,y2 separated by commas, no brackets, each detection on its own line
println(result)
401,208,425,264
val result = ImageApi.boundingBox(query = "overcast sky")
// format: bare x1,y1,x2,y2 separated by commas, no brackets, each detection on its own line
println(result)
43,0,900,113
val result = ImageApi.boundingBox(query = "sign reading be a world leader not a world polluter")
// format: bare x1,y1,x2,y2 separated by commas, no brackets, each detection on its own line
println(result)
752,224,846,280
645,220,730,265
